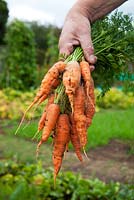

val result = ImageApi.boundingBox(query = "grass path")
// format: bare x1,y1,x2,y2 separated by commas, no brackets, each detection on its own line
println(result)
1,108,134,151
87,108,134,149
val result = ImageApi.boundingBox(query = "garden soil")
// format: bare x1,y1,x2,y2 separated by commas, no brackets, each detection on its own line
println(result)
62,140,134,184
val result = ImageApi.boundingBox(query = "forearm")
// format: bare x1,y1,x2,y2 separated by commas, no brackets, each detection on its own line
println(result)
69,0,128,23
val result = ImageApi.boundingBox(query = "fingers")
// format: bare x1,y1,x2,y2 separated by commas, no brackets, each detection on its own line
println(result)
58,14,97,64
59,35,79,57
79,34,97,64
59,42,74,56
90,65,95,72
59,33,97,64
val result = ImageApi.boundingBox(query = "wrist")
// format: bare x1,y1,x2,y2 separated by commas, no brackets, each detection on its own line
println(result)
66,1,92,23
69,0,93,22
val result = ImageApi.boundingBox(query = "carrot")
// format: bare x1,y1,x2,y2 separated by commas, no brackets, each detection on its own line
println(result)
37,79,60,105
65,142,70,152
69,114,83,162
89,76,95,105
80,61,92,98
36,103,60,152
75,114,87,147
73,86,87,148
51,78,60,89
35,61,65,105
15,61,65,135
40,61,65,87
85,97,95,127
63,61,81,112
73,86,85,116
85,76,95,128
52,114,70,185
54,61,66,72
38,94,55,131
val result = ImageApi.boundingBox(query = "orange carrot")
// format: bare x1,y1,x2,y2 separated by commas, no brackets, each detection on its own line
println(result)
35,61,66,105
85,95,95,128
37,79,60,105
80,61,92,98
15,61,65,135
63,61,81,112
73,85,85,117
89,77,95,105
73,86,87,148
85,103,95,127
75,115,87,148
38,94,55,131
85,76,95,128
65,141,70,152
69,114,83,162
36,103,60,151
52,114,70,184
51,78,60,89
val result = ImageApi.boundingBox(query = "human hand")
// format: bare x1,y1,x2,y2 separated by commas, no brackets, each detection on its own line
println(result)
59,9,97,65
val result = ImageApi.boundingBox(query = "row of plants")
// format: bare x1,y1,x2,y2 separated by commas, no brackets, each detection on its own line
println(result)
0,87,134,120
0,160,133,200
96,87,134,109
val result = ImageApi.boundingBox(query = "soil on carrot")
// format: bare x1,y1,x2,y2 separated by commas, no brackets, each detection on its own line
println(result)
62,140,134,184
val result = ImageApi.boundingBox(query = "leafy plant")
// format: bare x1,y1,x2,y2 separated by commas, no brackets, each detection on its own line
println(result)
0,0,9,45
96,87,134,109
1,20,37,90
91,11,134,95
0,161,134,200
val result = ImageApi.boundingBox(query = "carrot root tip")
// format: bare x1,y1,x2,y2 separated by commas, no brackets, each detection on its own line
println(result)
83,147,89,160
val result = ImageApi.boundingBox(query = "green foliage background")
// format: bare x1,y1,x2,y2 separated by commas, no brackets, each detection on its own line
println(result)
0,11,133,92
0,0,9,44
1,20,37,90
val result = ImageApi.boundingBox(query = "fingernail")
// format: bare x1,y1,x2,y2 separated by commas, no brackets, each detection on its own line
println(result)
89,55,97,64
90,65,95,72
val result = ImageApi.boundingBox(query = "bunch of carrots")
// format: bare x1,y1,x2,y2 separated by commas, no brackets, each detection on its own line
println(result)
15,47,96,184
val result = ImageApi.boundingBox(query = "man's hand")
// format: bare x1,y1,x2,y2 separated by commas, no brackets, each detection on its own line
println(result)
59,10,97,64
59,0,127,64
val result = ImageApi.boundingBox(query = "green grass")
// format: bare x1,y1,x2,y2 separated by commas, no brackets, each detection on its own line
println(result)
1,108,134,151
0,133,52,165
87,108,134,149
